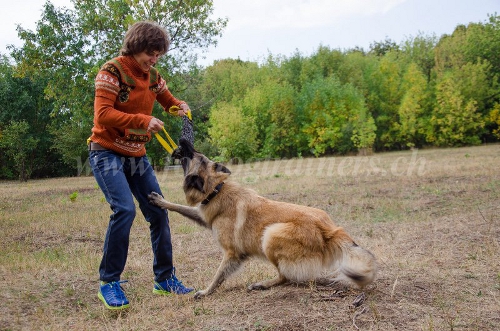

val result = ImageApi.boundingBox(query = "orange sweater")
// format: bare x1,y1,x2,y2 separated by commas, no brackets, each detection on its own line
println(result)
89,55,183,157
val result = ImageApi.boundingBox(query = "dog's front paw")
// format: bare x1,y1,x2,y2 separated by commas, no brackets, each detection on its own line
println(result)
193,289,208,299
148,192,164,206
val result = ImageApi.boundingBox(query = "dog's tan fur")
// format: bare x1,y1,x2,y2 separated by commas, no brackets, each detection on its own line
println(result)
149,139,377,299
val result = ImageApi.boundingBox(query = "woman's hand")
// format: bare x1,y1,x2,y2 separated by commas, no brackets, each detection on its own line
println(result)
147,117,164,134
178,103,190,116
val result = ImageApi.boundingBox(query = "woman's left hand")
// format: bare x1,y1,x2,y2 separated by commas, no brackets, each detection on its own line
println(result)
178,103,190,116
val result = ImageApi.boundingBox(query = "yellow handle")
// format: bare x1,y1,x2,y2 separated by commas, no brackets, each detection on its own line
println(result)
154,127,178,154
168,105,192,120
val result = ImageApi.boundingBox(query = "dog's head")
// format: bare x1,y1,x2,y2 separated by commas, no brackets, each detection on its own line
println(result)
175,138,231,204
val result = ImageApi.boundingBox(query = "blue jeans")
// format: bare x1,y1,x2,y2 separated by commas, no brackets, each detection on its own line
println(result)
89,150,173,283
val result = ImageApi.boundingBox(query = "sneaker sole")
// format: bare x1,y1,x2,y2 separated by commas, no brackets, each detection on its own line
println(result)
98,291,130,310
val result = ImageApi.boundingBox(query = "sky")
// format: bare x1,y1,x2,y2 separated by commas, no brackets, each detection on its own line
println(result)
0,0,498,66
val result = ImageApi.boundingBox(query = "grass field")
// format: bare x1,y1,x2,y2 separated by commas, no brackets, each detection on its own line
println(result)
1,144,499,330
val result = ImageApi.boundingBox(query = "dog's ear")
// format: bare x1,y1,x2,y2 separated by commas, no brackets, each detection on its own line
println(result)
184,174,205,193
213,162,231,174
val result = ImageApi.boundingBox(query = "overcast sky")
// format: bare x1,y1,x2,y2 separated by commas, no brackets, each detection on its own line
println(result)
0,0,498,66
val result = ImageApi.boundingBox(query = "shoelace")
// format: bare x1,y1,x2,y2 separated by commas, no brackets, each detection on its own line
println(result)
104,280,128,301
169,275,183,288
170,267,187,288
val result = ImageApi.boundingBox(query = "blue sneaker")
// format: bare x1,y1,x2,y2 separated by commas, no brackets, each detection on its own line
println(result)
153,269,194,295
98,280,130,310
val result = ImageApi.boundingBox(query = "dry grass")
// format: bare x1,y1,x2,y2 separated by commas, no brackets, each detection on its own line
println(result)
1,144,499,330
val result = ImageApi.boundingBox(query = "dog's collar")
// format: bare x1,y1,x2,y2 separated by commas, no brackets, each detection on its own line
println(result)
201,182,224,205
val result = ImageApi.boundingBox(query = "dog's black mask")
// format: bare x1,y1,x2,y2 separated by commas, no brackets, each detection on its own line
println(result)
173,138,197,175
172,138,195,160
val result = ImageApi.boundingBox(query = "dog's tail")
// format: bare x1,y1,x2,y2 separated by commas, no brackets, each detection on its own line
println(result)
328,228,377,288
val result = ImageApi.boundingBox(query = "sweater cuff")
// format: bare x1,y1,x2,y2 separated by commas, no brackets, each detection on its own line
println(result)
138,114,154,129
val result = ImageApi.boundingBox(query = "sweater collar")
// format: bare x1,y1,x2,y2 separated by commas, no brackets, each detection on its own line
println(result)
120,55,149,77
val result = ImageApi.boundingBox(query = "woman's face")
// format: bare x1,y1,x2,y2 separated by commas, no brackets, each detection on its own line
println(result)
133,50,162,71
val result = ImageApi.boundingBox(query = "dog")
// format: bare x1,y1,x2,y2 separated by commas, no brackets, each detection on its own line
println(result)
149,139,377,299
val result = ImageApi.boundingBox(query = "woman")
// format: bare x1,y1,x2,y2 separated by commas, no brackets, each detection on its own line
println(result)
88,21,193,310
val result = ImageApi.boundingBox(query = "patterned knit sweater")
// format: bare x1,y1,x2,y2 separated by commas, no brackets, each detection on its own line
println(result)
89,55,183,157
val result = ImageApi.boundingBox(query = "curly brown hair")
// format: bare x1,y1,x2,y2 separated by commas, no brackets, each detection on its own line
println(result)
120,21,170,56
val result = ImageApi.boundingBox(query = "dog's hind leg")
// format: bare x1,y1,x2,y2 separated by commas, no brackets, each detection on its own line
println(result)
194,253,243,299
248,274,287,291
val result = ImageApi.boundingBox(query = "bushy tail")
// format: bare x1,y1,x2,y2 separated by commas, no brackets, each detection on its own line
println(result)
334,240,377,288
324,227,377,288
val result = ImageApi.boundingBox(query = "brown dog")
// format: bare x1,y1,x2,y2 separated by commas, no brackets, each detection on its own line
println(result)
149,139,377,298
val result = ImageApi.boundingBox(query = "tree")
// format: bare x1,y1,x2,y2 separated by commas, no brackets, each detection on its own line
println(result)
208,102,258,161
9,0,227,170
241,79,299,158
427,74,484,146
432,19,499,142
397,62,428,148
400,33,437,81
0,56,67,179
261,82,300,158
275,50,304,91
0,121,39,181
489,103,500,139
369,37,399,57
337,50,371,89
434,25,468,74
200,59,261,104
463,15,500,81
351,106,377,154
298,45,344,87
364,51,404,150
299,76,370,156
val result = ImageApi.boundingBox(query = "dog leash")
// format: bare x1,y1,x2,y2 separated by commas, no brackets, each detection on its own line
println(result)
154,106,192,155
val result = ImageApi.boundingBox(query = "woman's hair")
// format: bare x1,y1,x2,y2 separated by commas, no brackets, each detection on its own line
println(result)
120,21,170,56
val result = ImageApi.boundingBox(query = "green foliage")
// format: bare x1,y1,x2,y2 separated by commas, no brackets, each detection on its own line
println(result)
360,51,404,150
201,59,262,103
434,25,468,73
298,45,344,85
299,76,370,156
261,82,300,158
427,74,485,146
462,15,500,83
488,103,500,139
0,55,68,178
0,121,39,181
2,10,500,177
397,62,428,147
351,108,377,151
369,37,400,56
208,102,258,161
240,79,300,158
3,0,226,178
